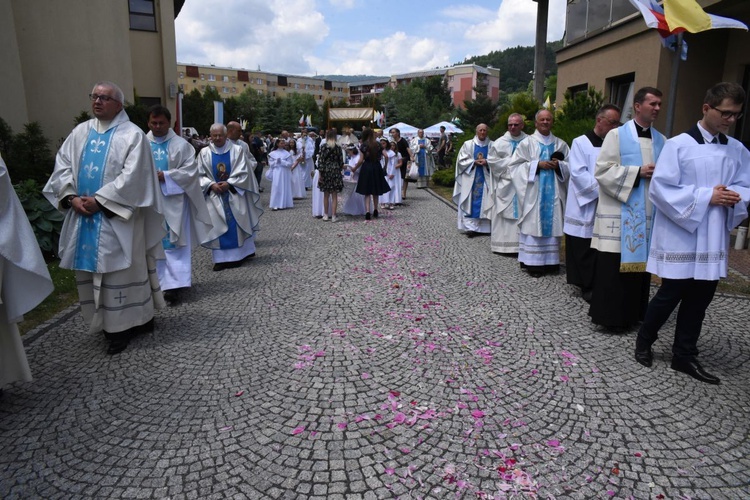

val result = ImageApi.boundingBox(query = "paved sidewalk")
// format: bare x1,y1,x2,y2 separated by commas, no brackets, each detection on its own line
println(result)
2,185,750,499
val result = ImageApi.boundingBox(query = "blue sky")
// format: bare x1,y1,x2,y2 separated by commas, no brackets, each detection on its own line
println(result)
175,0,566,77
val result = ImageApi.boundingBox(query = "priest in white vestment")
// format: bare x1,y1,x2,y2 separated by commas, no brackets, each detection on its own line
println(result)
198,123,263,271
508,110,570,276
635,82,750,385
589,87,665,329
487,113,528,254
43,81,166,355
563,105,621,301
410,129,435,189
147,106,213,305
453,124,493,237
1,154,54,390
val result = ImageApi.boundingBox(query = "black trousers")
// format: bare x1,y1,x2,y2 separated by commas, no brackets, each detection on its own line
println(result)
636,278,718,361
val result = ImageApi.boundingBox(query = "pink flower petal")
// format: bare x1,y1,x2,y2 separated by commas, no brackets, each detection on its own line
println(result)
291,426,305,435
361,372,371,379
471,410,485,419
234,390,244,397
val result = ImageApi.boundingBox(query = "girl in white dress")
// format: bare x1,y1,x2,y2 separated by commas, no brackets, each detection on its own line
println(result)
267,139,294,210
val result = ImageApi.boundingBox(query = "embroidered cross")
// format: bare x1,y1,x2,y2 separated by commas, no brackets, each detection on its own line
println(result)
115,291,127,304
607,221,620,234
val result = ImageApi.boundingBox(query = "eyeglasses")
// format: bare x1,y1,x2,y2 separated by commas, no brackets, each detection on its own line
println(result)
709,105,743,120
89,94,117,103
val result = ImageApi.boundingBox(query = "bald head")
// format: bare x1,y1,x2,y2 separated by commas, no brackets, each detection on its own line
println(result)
227,121,242,140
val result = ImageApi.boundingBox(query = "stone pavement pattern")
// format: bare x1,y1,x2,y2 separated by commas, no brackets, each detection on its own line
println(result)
2,185,750,499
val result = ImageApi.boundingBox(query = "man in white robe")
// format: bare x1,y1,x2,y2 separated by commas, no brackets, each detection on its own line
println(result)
198,123,263,271
147,106,213,305
410,129,435,189
634,82,750,384
297,128,315,191
563,104,621,301
488,113,528,254
453,123,493,237
1,154,54,393
43,81,165,355
508,110,570,277
589,87,665,329
227,121,262,194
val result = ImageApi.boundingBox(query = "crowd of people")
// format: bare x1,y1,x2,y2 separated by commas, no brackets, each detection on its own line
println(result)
454,82,750,385
2,80,747,392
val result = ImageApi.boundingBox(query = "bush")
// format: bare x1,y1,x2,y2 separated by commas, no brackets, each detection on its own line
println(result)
13,179,64,258
7,122,54,185
431,168,455,187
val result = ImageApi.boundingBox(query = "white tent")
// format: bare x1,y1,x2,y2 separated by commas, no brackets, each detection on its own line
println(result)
382,122,419,139
424,121,463,138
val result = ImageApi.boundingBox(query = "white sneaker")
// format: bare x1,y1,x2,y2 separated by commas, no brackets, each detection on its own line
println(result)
322,215,329,221
331,216,338,223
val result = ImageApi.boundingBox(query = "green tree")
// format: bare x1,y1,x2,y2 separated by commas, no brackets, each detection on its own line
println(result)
491,92,540,138
552,87,604,145
456,87,497,132
381,84,430,127
124,90,151,133
8,122,54,184
182,89,212,136
0,116,13,160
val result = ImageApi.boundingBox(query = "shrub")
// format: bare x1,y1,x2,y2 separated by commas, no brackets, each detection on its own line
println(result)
431,168,455,187
13,179,64,259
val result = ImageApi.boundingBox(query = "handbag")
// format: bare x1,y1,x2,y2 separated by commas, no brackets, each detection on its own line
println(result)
408,161,419,180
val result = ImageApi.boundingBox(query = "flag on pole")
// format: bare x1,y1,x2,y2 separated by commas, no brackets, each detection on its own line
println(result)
299,114,305,126
628,0,688,59
664,0,747,33
543,96,551,109
213,101,223,125
306,114,312,127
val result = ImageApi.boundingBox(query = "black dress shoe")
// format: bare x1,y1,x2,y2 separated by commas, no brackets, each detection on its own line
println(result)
134,318,154,335
582,290,593,303
213,263,226,271
671,358,720,385
466,231,478,238
634,347,653,367
365,212,371,220
373,209,379,218
107,340,128,355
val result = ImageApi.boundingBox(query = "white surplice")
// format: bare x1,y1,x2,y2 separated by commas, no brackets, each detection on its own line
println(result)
647,128,750,280
508,130,570,266
148,130,213,290
1,155,54,387
488,131,528,253
43,111,166,334
563,132,601,238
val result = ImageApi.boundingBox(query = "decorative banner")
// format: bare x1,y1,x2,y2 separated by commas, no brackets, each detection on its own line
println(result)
664,0,747,33
328,108,374,121
213,101,223,125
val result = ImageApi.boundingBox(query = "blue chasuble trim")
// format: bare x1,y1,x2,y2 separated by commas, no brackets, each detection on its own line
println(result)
212,151,239,249
417,139,427,176
151,140,176,250
73,126,115,272
618,124,665,272
469,144,489,219
538,143,556,237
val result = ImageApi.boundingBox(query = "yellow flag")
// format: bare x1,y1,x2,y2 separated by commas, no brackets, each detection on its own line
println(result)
664,0,711,33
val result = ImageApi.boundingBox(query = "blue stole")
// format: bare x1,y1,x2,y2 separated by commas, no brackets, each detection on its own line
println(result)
212,151,239,249
537,142,556,237
618,123,664,272
417,139,427,176
150,140,175,250
510,139,522,218
469,144,489,218
73,126,115,272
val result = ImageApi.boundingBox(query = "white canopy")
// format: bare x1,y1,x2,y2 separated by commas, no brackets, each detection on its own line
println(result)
382,122,419,139
424,121,463,138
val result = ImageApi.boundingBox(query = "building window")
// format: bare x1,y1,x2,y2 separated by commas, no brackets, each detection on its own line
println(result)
129,0,156,32
294,83,300,89
565,0,637,46
607,73,635,121
567,84,588,97
231,76,236,82
179,72,184,79
257,78,263,85
200,74,205,80
208,74,216,81
223,75,229,82
222,87,229,93
258,90,264,95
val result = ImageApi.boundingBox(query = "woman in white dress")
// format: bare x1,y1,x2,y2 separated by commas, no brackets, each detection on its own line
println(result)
267,139,294,210
379,139,398,210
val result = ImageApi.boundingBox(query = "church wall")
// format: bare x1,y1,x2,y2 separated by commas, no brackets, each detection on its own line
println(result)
0,0,29,134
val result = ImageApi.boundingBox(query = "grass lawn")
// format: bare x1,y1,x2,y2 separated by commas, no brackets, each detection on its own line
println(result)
18,261,78,335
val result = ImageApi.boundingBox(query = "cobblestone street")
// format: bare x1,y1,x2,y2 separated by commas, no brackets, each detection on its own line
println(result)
2,184,750,499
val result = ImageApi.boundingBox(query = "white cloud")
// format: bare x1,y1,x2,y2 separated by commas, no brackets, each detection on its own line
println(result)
306,32,452,76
